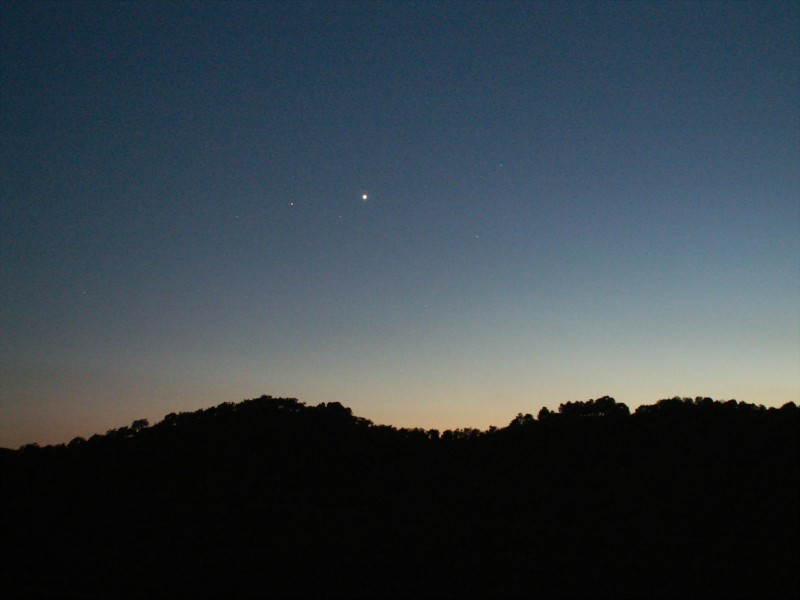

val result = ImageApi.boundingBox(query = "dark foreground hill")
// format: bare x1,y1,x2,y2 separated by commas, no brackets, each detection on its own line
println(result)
2,396,798,599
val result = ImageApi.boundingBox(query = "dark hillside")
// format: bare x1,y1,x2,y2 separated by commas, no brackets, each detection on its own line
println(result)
2,396,798,599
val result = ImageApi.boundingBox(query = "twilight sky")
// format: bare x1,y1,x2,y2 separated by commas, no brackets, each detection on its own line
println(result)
1,0,798,447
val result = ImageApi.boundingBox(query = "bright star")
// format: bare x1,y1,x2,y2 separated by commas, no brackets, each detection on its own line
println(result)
362,193,368,201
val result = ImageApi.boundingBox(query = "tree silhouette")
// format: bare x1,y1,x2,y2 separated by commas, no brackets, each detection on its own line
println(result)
1,394,796,599
557,395,630,418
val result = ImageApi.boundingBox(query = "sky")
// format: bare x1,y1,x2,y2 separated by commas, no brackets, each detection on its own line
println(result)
1,0,798,448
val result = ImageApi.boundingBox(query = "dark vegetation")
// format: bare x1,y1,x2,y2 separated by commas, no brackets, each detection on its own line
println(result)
2,395,798,599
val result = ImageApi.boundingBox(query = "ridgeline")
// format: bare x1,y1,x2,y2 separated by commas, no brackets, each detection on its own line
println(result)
2,395,798,599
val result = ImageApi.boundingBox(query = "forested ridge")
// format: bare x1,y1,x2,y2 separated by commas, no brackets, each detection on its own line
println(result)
2,395,798,599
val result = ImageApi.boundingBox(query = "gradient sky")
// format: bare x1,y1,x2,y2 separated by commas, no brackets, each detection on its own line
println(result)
1,0,798,448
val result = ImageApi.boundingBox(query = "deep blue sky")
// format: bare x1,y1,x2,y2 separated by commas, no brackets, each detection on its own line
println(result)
2,0,798,447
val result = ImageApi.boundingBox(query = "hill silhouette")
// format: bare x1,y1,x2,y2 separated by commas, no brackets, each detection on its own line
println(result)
2,395,798,599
